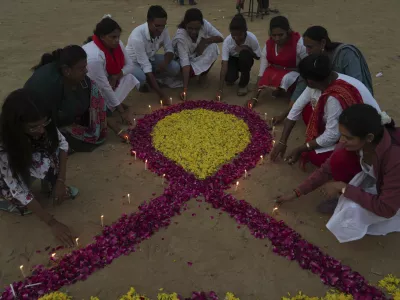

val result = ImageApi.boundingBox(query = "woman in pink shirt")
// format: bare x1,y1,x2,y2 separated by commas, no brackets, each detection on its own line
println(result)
276,104,400,242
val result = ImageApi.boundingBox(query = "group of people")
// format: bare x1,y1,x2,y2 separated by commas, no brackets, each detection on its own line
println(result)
0,4,399,246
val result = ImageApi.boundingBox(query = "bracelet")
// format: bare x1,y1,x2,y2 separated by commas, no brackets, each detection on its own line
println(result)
293,188,301,198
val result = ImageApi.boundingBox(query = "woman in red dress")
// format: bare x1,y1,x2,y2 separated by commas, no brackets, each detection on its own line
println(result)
248,16,307,108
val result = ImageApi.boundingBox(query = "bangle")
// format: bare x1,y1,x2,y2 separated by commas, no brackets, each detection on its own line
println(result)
293,188,301,198
341,186,347,194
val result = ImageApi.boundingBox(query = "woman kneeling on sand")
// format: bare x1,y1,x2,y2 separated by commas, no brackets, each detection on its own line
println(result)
0,89,76,246
276,104,400,243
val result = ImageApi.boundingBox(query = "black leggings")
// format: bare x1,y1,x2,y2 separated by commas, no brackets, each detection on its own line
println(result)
225,49,255,88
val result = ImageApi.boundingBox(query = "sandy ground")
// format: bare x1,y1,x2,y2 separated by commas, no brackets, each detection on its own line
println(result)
1,0,400,298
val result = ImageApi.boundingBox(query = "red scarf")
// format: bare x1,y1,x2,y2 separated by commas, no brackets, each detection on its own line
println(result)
301,79,364,167
92,35,125,76
305,79,364,142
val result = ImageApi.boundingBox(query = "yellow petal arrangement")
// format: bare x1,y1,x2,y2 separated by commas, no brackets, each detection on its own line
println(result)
151,109,251,179
36,274,400,300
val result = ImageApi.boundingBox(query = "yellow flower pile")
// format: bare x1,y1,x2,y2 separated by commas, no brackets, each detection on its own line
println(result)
378,274,400,299
152,109,251,179
119,287,150,300
38,292,71,300
225,292,240,300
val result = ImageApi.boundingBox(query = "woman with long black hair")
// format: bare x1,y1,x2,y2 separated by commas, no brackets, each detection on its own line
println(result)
0,89,76,246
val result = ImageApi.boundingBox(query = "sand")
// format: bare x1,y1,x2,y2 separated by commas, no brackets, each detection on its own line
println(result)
0,0,400,298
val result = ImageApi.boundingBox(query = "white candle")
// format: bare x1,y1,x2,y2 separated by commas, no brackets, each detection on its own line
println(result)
101,215,104,227
162,174,166,185
131,150,137,160
169,97,172,105
160,100,163,108
272,126,276,136
272,140,276,146
148,105,152,112
20,265,26,278
145,159,148,170
183,92,186,100
9,284,16,297
234,181,239,192
260,155,264,163
128,193,131,204
133,118,136,127
244,170,247,179
75,238,79,247
272,206,279,215
217,95,221,102
264,112,267,121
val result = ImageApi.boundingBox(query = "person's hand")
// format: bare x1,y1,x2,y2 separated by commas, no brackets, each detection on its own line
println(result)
270,141,287,162
121,110,133,125
196,38,208,55
49,219,75,247
180,89,187,101
53,180,67,205
272,113,286,125
285,146,304,165
216,90,223,101
108,75,119,90
275,191,297,205
156,61,168,74
321,181,347,199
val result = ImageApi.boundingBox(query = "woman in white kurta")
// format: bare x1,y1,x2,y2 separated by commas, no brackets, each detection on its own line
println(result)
172,8,224,100
271,55,380,169
83,16,139,137
276,104,400,243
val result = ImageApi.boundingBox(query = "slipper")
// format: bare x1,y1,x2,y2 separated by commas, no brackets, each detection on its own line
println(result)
0,200,32,216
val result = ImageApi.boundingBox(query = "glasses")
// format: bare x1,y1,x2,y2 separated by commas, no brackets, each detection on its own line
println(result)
27,118,52,133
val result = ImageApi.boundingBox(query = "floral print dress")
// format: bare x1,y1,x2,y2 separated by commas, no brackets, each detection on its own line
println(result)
0,130,69,209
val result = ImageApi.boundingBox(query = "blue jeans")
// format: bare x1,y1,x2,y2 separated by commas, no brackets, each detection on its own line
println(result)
133,54,181,86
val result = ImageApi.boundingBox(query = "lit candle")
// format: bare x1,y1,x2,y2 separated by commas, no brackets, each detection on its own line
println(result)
272,126,276,136
101,215,104,227
145,159,148,170
272,140,276,146
217,95,221,102
264,112,267,121
75,238,79,247
244,169,247,179
127,193,131,204
20,265,26,278
131,150,137,160
272,206,279,215
133,118,136,127
260,155,264,163
51,253,57,260
169,97,173,105
148,105,152,112
234,181,239,192
160,100,163,108
183,92,186,100
162,174,166,185
124,134,129,143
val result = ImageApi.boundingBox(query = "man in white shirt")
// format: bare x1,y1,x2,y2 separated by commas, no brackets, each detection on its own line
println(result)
126,5,180,102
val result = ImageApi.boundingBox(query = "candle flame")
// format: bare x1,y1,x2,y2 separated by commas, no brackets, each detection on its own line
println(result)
236,181,239,186
145,159,148,163
51,253,56,258
20,265,23,270
101,215,104,218
163,174,165,177
260,155,263,159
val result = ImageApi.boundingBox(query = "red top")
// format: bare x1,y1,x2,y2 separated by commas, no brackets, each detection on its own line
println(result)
266,31,300,69
297,128,400,218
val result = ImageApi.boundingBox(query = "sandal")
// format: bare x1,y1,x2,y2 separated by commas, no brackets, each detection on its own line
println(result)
0,200,32,216
246,97,258,110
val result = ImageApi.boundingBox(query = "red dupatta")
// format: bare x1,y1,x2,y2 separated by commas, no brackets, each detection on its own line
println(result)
302,79,364,166
305,79,364,142
92,35,125,76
